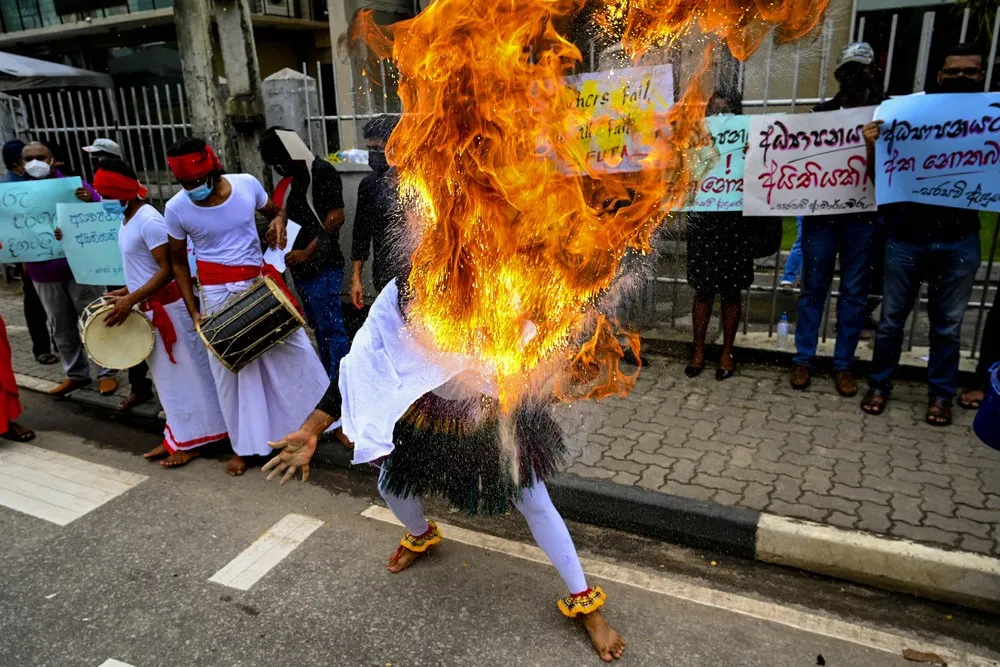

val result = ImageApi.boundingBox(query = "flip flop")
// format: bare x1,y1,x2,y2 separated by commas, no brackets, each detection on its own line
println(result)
926,398,952,427
1,422,35,442
861,389,888,416
957,390,984,410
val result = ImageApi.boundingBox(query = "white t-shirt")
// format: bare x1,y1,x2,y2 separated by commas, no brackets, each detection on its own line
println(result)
164,174,268,268
118,204,168,294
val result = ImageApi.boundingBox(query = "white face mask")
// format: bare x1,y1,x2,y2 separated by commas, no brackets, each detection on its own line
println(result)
24,159,51,179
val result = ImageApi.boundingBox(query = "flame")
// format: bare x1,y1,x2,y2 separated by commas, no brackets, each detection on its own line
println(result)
350,1,826,409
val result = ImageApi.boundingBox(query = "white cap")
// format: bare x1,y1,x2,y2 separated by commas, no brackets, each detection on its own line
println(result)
82,138,122,158
837,42,875,68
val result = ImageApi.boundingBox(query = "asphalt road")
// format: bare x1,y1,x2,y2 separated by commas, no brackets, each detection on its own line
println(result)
1,393,998,667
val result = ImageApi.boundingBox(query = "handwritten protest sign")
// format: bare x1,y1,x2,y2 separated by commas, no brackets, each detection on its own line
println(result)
744,107,876,217
681,115,749,211
873,92,1000,212
560,64,674,173
0,177,82,263
56,202,123,285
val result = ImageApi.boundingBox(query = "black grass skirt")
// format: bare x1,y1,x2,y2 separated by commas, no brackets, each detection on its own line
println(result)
379,393,566,516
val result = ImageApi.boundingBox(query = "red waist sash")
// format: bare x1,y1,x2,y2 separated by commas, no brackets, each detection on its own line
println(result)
140,281,182,364
195,259,303,315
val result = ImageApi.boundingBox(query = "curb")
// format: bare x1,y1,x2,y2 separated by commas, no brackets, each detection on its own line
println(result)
16,375,1000,614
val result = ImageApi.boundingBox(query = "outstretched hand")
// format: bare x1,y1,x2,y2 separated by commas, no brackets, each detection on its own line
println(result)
262,428,318,485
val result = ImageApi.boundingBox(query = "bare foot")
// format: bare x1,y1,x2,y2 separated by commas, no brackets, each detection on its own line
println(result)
580,611,626,662
161,449,200,468
144,444,168,460
387,545,431,573
227,454,247,476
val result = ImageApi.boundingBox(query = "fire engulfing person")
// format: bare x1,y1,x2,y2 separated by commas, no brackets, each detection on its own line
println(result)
264,0,829,662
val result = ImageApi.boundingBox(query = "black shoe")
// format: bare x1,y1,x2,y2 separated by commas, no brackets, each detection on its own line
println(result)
684,363,705,378
716,367,735,381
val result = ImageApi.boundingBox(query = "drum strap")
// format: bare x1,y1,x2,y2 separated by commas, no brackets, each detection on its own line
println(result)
196,260,304,316
141,282,182,364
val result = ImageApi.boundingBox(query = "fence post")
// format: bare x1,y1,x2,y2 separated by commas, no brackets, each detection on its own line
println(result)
327,0,361,149
174,0,233,165
261,68,323,158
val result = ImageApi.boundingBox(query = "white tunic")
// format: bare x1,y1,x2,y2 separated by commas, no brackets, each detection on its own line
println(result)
118,204,227,451
340,280,478,464
164,175,329,457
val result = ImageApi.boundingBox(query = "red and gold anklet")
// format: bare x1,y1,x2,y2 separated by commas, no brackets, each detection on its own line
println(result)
557,586,607,618
400,519,443,553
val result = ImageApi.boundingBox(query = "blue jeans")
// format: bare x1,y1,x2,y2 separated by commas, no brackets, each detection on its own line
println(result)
792,218,876,371
295,268,351,380
869,234,980,400
781,217,803,283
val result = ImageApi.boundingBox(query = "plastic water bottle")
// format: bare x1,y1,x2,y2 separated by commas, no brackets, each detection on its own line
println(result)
777,313,790,351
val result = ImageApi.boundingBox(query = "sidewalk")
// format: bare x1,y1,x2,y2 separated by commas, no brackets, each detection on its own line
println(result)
2,285,998,558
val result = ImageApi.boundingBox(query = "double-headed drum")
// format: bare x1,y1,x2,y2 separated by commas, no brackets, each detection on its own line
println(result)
197,276,305,373
79,296,155,370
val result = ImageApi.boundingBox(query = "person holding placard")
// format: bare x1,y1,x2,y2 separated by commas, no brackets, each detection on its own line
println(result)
861,43,985,426
685,91,755,381
259,127,350,380
93,158,228,467
789,42,886,398
18,141,119,397
164,137,330,476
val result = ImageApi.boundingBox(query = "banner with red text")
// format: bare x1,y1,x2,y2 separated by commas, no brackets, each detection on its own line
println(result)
873,92,1000,212
681,114,749,211
744,107,876,216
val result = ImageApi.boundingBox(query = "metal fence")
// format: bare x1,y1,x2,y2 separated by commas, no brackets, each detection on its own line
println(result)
16,85,192,209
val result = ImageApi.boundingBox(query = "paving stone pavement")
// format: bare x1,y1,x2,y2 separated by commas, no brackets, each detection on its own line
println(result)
1,282,998,557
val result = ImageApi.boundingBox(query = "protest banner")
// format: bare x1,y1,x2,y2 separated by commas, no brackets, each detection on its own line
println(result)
744,107,876,216
0,177,82,263
681,114,749,212
560,64,674,173
873,92,1000,212
56,202,123,285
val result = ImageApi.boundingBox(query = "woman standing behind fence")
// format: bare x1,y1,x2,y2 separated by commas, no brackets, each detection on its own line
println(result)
684,91,753,381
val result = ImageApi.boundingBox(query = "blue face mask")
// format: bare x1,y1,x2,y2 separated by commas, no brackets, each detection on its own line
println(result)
102,200,127,215
185,180,213,202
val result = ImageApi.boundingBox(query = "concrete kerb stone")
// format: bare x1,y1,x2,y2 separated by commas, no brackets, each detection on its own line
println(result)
15,374,1000,614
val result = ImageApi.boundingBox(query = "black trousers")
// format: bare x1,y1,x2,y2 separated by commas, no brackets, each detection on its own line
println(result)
128,361,153,397
975,303,999,385
20,270,53,359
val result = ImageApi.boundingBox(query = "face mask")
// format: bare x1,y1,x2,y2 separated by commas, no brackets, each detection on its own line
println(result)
938,76,982,93
273,163,293,177
369,151,389,173
185,178,214,202
24,159,50,179
102,200,127,215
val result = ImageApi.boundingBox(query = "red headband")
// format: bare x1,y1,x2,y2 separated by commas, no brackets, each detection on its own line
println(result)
166,145,223,181
93,169,148,201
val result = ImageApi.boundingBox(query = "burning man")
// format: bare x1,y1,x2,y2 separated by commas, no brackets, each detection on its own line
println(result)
264,276,626,662
164,138,330,476
93,158,228,467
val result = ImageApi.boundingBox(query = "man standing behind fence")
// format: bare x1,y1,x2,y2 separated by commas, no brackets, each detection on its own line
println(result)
789,42,886,398
259,127,350,380
350,114,402,310
861,43,985,427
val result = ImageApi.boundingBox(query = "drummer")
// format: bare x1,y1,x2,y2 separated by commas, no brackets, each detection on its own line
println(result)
93,158,228,467
163,138,330,476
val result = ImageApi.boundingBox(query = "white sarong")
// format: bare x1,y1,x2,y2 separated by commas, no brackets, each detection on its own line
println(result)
146,300,228,452
202,280,330,457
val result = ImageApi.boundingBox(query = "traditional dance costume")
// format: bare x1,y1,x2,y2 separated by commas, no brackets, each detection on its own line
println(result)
164,174,330,457
326,280,606,617
117,203,228,453
0,315,24,433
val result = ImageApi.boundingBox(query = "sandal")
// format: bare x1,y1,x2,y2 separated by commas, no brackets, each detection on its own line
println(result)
861,388,888,415
1,421,35,442
926,398,952,427
958,389,984,410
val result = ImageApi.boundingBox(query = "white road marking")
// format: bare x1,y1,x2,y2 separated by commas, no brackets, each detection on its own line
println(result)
14,373,60,393
209,513,323,591
361,505,999,667
0,443,146,526
98,660,136,667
